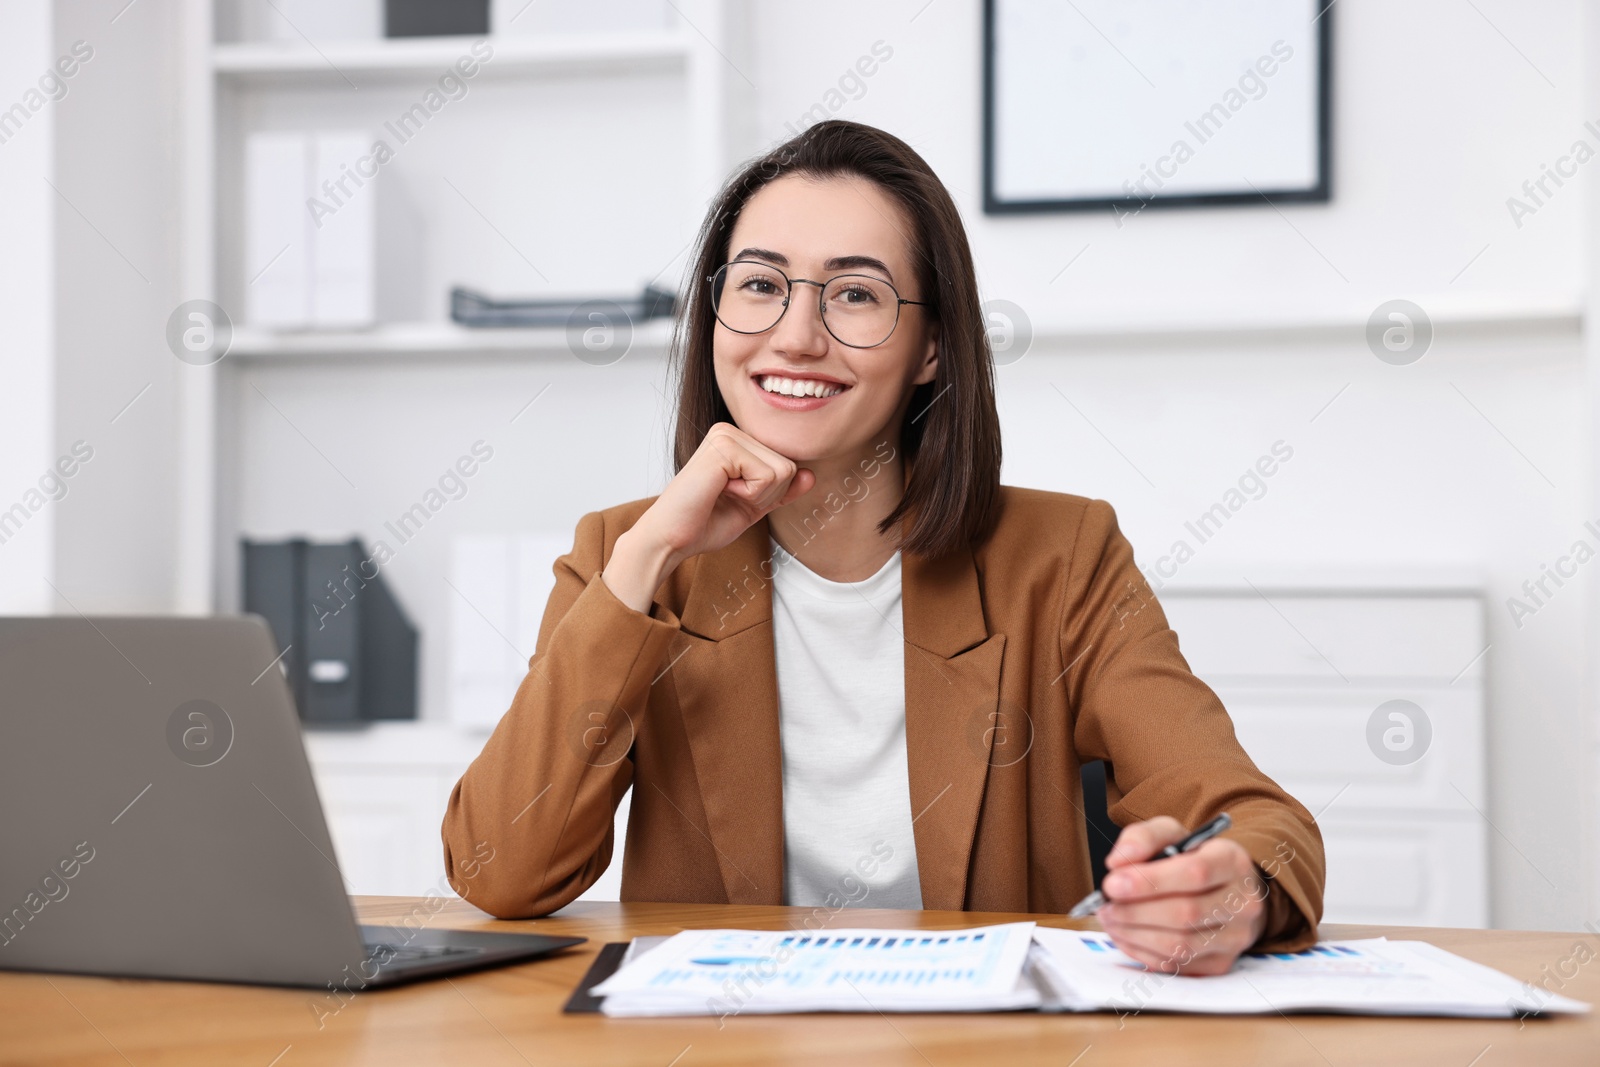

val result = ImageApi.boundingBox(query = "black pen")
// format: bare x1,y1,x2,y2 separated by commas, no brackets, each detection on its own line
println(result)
1068,812,1233,918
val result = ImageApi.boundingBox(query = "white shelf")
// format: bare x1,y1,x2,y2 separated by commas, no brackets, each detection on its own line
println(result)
213,31,694,85
1154,566,1488,596
220,298,1581,366
1023,297,1581,351
228,318,675,361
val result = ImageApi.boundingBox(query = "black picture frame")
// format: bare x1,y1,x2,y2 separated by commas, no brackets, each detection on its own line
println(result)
982,0,1333,215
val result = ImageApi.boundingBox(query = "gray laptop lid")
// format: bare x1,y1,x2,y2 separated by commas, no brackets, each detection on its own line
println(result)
0,616,370,985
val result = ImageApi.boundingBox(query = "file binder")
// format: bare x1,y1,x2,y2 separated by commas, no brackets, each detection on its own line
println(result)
242,538,418,724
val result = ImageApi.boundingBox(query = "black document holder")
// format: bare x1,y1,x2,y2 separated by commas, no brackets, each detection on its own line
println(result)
242,538,418,724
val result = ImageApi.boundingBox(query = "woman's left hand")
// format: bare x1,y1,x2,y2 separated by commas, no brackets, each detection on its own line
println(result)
1094,816,1268,976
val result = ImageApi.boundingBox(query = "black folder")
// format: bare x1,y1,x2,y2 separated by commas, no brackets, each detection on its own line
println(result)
242,538,418,724
563,943,631,1014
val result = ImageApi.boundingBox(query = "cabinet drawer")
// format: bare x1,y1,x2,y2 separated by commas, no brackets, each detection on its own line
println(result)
1218,687,1485,814
1159,595,1484,682
312,768,454,896
1320,817,1488,927
310,761,633,903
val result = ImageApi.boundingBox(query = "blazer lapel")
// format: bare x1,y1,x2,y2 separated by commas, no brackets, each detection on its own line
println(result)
900,544,1006,911
672,518,785,904
670,516,1005,912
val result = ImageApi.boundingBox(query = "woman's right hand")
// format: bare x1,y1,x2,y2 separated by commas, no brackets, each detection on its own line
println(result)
601,422,815,612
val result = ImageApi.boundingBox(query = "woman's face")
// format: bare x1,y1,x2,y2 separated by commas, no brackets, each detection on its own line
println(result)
712,173,938,466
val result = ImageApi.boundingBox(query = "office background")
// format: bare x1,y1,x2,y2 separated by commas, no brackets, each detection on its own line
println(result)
0,0,1593,936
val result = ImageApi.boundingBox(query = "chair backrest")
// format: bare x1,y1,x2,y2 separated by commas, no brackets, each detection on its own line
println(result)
1078,760,1118,888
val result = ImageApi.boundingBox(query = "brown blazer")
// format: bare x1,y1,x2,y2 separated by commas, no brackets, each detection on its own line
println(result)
441,487,1325,951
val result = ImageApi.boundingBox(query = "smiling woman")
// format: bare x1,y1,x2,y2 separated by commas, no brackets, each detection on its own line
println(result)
674,124,1001,567
441,120,1327,977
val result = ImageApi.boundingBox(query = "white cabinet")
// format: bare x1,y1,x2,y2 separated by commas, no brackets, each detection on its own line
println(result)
314,768,456,896
1159,585,1489,928
303,722,631,903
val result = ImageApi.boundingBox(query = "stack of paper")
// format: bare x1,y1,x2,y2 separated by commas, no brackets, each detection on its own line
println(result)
589,923,1591,1019
590,923,1041,1016
1028,928,1590,1018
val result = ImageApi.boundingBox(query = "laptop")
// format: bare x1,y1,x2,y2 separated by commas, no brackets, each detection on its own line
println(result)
0,615,583,989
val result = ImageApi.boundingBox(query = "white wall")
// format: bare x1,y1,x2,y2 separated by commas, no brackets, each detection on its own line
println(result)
749,0,1581,328
0,0,57,612
1583,0,1600,936
51,0,186,613
740,0,1589,932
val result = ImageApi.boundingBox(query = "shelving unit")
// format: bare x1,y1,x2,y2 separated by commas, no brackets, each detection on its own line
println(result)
229,318,675,361
177,0,742,613
170,1,744,897
212,30,694,84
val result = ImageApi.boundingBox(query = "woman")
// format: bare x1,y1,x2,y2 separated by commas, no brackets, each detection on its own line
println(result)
442,120,1324,976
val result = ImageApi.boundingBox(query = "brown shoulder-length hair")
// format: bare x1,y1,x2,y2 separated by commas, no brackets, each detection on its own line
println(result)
667,119,1002,560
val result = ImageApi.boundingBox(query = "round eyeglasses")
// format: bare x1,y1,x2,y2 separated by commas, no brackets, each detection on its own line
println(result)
707,260,928,349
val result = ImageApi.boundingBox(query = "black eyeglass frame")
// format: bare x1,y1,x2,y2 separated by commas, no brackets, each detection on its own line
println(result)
705,260,930,349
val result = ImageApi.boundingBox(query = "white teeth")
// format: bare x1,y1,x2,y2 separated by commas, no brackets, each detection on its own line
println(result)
758,375,845,399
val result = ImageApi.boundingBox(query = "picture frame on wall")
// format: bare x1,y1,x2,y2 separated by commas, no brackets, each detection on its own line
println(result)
982,0,1332,216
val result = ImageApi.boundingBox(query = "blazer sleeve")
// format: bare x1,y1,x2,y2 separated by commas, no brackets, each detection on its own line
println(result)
440,508,681,917
1060,498,1325,953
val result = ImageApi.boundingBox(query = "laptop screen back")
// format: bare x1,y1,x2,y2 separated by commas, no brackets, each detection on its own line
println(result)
0,616,370,986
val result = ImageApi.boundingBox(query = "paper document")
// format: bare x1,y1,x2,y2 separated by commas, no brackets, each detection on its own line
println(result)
589,923,1590,1018
590,923,1040,1016
1030,928,1591,1018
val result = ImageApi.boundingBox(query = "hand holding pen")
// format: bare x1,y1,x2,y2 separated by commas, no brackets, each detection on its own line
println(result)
1069,812,1273,977
1070,813,1232,917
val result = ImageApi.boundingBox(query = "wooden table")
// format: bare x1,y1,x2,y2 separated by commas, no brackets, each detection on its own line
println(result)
2,898,1594,1065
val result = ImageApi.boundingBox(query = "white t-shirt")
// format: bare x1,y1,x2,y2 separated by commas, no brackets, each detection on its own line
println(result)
769,534,923,910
